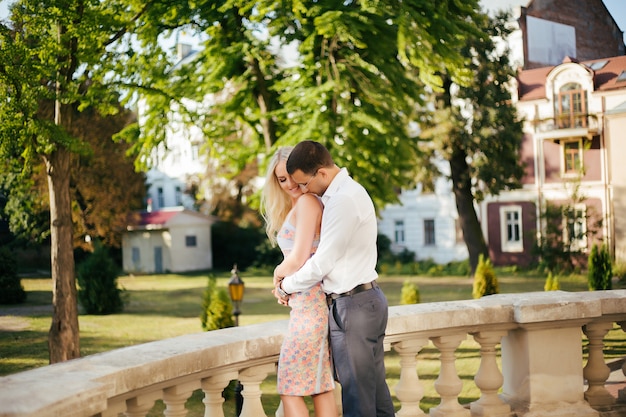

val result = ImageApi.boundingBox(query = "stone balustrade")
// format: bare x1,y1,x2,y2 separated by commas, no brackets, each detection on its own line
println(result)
0,290,625,417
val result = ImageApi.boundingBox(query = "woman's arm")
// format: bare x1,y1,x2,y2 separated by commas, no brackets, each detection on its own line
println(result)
274,193,322,279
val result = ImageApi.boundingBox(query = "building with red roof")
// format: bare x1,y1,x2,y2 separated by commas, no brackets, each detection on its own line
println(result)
122,207,216,273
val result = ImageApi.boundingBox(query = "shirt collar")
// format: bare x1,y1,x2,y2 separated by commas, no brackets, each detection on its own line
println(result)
321,168,349,204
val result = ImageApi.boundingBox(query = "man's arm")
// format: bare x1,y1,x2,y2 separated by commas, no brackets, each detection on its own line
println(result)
280,194,357,294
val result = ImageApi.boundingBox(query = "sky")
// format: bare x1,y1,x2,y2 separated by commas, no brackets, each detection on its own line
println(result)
1,0,625,47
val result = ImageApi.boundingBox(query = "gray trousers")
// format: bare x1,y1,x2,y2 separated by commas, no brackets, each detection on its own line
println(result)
329,286,395,417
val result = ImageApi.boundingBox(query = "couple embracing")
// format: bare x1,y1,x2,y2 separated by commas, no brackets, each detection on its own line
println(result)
261,141,395,417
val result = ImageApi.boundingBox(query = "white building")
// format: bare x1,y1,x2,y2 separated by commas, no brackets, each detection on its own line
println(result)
122,207,215,274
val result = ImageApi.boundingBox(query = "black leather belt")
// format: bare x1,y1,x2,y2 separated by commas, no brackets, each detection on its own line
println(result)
327,280,378,303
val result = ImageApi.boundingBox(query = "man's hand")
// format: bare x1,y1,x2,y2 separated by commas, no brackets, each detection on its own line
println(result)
272,286,289,306
273,276,290,306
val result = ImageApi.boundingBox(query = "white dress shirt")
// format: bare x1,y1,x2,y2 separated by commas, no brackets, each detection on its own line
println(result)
281,168,379,295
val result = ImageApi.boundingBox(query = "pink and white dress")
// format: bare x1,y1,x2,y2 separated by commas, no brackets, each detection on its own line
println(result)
275,215,335,396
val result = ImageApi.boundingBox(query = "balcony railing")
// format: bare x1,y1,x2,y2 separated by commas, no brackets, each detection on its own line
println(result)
0,290,625,417
532,114,600,134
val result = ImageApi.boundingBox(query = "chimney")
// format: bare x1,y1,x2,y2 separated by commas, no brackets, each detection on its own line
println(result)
177,43,193,61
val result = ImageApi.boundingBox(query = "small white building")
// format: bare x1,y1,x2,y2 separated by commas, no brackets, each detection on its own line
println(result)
377,171,468,264
122,207,216,274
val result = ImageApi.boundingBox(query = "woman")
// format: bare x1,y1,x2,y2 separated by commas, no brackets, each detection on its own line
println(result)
260,147,338,417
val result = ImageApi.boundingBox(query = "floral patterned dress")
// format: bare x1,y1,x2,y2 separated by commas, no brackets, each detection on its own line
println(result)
275,215,335,396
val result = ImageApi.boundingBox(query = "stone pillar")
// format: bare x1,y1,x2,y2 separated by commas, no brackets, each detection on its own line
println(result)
238,363,276,417
430,334,470,417
202,371,238,417
470,330,512,417
163,381,200,417
393,338,429,417
501,325,598,417
583,322,615,408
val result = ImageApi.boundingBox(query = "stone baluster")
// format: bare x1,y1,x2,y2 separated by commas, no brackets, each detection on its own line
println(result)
470,330,511,417
583,322,616,408
238,363,276,417
430,334,470,417
393,338,429,417
125,392,162,417
618,321,626,404
201,371,238,417
163,380,201,417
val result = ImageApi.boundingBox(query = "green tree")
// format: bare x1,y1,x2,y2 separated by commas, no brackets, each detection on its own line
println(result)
1,106,146,251
0,0,171,363
419,11,525,273
472,254,499,299
200,276,235,331
588,243,612,291
400,280,420,305
0,246,27,304
118,0,485,212
544,271,560,291
76,241,124,315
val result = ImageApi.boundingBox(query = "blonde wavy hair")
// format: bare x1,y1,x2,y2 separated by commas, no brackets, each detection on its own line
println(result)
261,146,294,246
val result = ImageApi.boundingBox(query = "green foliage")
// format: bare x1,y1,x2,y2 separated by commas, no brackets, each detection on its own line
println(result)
0,246,26,304
251,239,283,270
211,221,267,271
200,276,234,331
587,243,612,291
417,11,524,273
472,255,499,299
400,280,420,305
613,263,626,283
378,258,470,277
76,242,124,315
544,272,560,291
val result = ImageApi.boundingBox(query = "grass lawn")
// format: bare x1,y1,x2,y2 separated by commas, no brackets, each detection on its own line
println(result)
1,269,624,415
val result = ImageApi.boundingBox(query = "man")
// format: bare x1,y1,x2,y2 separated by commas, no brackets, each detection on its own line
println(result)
274,140,395,417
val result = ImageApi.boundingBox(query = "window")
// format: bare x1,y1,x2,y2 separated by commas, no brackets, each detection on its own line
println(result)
562,139,583,175
132,247,140,267
500,206,523,252
157,187,165,208
563,205,587,251
175,186,183,206
424,219,435,246
556,83,587,128
394,220,405,244
185,235,197,247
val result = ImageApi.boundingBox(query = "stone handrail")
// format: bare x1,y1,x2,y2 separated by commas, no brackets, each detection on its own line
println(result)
0,290,625,417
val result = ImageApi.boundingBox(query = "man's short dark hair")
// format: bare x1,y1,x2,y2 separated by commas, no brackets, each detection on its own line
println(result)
286,141,334,175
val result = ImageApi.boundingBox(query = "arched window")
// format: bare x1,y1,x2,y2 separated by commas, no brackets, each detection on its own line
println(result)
556,83,587,128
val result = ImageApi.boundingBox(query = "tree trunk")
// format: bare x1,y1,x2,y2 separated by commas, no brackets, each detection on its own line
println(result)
449,146,489,275
45,147,80,363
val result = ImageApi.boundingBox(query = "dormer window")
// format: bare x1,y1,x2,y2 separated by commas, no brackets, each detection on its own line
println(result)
556,83,587,128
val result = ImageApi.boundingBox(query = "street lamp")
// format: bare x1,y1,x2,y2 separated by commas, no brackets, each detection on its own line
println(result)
228,264,245,327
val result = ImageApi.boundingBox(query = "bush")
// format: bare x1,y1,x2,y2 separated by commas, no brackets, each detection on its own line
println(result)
200,276,235,331
0,246,26,304
400,280,420,305
76,241,124,314
472,255,499,299
544,272,560,291
587,243,612,291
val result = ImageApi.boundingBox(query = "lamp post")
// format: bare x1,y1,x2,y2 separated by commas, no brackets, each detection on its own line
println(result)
227,264,245,415
227,264,245,327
